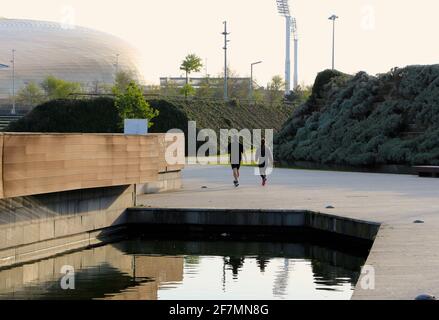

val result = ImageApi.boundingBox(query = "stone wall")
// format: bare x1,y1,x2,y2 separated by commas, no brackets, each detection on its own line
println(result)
0,132,184,199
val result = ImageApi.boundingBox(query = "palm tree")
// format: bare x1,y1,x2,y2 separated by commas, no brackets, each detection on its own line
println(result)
180,54,203,85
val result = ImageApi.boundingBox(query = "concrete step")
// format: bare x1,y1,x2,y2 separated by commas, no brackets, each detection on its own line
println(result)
0,115,23,131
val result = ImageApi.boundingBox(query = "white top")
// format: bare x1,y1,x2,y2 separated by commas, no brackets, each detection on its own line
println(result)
255,145,274,165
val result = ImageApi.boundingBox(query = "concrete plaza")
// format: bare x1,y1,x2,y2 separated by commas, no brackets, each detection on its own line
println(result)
138,164,439,300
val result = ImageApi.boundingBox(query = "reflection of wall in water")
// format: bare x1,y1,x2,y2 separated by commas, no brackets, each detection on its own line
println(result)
105,256,183,300
307,246,365,287
0,244,184,300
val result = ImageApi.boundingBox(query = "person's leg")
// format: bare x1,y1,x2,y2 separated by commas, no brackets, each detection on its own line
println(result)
233,168,239,181
259,165,267,186
231,167,239,186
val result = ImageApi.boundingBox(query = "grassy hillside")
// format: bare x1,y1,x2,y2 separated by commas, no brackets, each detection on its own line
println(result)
7,97,291,137
275,66,439,167
148,98,291,134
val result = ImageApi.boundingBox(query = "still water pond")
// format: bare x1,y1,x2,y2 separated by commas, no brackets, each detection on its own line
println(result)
0,239,366,300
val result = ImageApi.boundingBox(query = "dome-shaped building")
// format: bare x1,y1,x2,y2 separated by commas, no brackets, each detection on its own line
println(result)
0,18,145,100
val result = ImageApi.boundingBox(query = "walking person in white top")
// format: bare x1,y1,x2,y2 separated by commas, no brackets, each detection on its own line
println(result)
255,138,273,186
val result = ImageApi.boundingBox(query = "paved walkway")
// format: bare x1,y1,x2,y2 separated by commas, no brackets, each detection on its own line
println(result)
138,165,439,300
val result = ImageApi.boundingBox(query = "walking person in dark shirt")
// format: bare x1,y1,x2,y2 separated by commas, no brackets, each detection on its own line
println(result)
228,136,244,187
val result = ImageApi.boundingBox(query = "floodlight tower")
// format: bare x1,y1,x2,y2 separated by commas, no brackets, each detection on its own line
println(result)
276,0,298,94
291,17,298,90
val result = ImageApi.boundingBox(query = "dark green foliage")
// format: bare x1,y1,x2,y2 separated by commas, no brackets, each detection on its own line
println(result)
7,97,291,141
6,97,120,133
114,82,159,128
311,69,348,99
275,65,439,166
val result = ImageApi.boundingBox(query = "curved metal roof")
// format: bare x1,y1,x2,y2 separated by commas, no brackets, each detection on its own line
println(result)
0,18,144,99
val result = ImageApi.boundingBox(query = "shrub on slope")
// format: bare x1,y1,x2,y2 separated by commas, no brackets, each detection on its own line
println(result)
274,66,439,166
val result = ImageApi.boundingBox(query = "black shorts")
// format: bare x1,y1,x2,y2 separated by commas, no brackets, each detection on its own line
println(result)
231,164,241,170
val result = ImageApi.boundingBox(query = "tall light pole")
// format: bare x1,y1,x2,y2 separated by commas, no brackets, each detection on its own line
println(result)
328,14,338,70
250,61,262,100
284,15,291,94
222,21,230,102
11,49,16,115
276,0,299,94
291,17,298,89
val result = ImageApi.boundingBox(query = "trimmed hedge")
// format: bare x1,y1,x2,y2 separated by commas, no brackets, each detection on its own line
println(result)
6,97,120,133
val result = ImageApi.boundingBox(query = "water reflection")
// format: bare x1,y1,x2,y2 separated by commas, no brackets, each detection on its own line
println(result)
256,256,270,273
0,239,367,300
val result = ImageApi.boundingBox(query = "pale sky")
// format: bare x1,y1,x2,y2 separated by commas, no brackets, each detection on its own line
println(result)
2,0,439,86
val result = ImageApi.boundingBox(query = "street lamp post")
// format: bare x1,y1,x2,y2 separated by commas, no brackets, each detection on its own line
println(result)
11,49,16,115
249,61,262,100
222,21,230,102
328,15,338,70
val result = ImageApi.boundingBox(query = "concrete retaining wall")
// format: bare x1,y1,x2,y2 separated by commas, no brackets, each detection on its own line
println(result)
136,171,182,195
0,165,184,269
0,185,134,268
126,208,380,241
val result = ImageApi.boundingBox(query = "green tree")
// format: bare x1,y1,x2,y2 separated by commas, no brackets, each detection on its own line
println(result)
17,81,45,106
41,75,82,100
114,81,159,128
266,75,285,106
268,75,284,91
180,84,196,98
253,88,265,105
196,77,214,99
180,54,203,97
114,70,137,93
227,68,249,101
286,84,312,105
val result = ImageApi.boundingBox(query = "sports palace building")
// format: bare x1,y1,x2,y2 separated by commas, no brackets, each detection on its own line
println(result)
0,18,145,101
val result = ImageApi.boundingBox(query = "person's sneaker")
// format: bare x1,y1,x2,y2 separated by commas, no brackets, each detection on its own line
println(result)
234,180,239,187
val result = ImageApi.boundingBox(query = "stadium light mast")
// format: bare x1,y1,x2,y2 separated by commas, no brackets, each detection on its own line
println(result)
276,0,299,94
291,17,298,90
